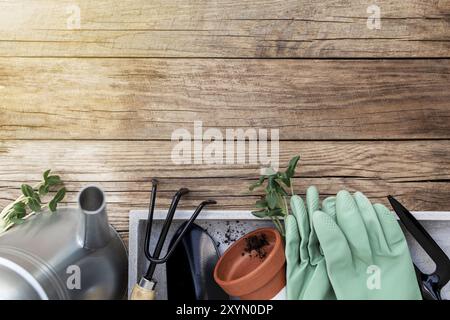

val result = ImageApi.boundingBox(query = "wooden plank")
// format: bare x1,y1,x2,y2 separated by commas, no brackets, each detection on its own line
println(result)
1,140,449,182
0,0,449,57
1,140,449,237
1,179,448,222
1,58,449,140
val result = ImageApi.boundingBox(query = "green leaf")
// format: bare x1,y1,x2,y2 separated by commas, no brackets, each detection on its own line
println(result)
268,208,284,217
285,155,300,179
21,184,34,198
43,169,51,182
267,175,276,189
13,201,26,211
272,177,289,194
13,202,27,217
39,184,49,196
48,200,57,212
276,172,291,187
27,198,41,212
251,209,269,218
52,188,66,204
32,191,41,204
249,175,267,191
266,191,278,209
255,199,268,208
46,175,62,186
276,187,288,198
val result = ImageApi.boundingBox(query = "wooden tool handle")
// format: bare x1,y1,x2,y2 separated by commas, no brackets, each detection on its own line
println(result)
130,283,156,300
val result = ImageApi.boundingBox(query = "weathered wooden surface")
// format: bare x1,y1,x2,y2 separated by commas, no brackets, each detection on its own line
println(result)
0,1,449,244
1,58,450,140
1,140,450,239
0,0,449,57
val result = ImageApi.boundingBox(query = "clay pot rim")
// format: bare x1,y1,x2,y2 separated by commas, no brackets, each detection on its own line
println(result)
214,227,284,289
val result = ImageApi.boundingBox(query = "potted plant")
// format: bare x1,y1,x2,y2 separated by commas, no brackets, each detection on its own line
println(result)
213,156,300,299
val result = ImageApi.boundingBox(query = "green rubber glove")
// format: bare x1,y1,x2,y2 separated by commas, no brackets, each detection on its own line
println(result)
285,186,336,300
312,190,422,300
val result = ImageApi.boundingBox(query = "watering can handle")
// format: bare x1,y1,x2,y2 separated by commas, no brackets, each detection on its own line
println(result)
130,283,155,300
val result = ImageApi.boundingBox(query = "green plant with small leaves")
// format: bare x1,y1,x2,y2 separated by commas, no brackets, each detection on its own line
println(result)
249,155,300,237
0,170,66,233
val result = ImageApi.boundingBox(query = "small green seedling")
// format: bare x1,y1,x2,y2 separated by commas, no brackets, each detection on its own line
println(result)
249,155,300,237
0,170,66,233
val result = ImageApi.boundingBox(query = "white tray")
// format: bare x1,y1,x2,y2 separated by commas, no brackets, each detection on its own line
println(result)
129,210,450,300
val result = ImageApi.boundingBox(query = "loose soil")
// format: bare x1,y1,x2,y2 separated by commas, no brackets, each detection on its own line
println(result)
242,233,269,260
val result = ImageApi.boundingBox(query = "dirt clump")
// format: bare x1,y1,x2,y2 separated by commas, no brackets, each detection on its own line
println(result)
243,233,269,260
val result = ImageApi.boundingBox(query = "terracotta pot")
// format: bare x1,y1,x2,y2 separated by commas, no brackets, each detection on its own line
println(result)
214,227,286,300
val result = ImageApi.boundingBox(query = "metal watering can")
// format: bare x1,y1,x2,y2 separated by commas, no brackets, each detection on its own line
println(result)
0,186,127,300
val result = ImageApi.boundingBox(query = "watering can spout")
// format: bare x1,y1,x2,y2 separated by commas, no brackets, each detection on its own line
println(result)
78,186,111,249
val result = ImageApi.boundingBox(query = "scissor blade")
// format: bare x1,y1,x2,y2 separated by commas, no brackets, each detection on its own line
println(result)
388,196,450,287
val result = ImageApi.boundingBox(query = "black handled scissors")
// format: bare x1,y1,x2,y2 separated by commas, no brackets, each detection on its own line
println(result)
388,196,450,300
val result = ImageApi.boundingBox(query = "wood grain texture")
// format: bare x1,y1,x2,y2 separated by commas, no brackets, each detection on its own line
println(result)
0,0,449,57
1,140,449,239
1,58,450,140
1,1,450,247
